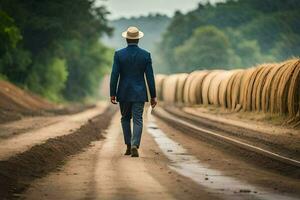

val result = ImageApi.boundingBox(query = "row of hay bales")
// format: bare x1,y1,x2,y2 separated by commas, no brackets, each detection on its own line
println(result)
156,59,300,120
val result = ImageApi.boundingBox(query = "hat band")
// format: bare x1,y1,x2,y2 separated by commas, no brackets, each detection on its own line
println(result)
127,31,139,37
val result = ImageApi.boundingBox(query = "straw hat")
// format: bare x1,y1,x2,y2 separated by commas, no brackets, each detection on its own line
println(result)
122,26,144,39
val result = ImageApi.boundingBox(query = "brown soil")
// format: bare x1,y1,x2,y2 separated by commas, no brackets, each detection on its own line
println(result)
0,102,107,160
179,105,300,160
0,106,116,199
184,104,300,130
155,117,300,198
0,80,54,112
0,116,62,139
20,110,299,200
21,112,221,200
157,106,300,177
0,80,95,124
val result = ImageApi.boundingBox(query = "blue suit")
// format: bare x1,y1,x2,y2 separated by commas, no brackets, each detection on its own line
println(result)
109,44,156,148
110,44,156,102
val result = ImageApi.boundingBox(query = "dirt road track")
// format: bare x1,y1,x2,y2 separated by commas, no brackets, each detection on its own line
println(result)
20,109,300,200
0,103,116,199
0,102,107,160
22,113,219,200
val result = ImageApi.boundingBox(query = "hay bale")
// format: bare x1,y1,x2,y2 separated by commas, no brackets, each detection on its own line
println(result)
244,65,265,111
261,63,285,113
225,70,243,109
155,74,167,100
157,58,300,121
162,74,178,103
183,71,201,104
218,70,240,108
230,71,245,110
287,59,300,117
251,64,269,111
270,59,300,115
225,72,237,109
176,73,189,103
270,63,289,114
207,71,226,105
270,60,293,114
202,71,221,105
162,73,189,103
188,71,210,104
239,68,256,111
195,71,211,104
254,64,273,111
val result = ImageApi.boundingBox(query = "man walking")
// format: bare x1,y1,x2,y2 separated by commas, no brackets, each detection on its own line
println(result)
110,26,157,157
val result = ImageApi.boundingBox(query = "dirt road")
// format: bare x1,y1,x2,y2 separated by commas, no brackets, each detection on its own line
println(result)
20,108,300,200
0,102,107,160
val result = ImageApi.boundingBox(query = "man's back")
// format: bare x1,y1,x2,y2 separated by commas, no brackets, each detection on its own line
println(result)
110,44,156,102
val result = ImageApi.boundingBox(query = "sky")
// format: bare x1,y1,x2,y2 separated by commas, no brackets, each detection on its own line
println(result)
96,0,225,20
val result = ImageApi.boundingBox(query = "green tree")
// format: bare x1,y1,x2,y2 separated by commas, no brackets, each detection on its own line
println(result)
0,48,32,84
62,39,112,101
158,0,300,73
0,11,31,85
0,11,21,52
26,56,68,102
272,33,300,60
225,28,275,67
174,26,230,71
0,0,112,101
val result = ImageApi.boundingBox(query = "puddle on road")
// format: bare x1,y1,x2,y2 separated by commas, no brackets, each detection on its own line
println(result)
147,112,298,200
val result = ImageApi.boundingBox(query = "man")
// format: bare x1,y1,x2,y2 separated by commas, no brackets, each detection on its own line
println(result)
110,26,157,157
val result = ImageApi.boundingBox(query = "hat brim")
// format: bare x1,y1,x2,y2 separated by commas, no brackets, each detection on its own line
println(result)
122,31,144,39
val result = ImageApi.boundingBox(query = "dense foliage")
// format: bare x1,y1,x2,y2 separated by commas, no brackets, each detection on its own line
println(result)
157,0,300,73
175,26,230,71
0,0,113,101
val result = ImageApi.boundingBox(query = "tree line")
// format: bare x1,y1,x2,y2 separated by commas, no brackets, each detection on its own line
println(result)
156,0,300,73
0,0,113,101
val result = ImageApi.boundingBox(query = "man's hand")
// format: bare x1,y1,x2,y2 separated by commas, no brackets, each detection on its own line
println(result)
150,97,157,108
111,96,117,104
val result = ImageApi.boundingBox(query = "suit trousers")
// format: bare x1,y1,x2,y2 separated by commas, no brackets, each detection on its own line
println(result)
119,102,145,147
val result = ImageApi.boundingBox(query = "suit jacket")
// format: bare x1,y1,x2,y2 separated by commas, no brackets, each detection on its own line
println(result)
110,44,156,102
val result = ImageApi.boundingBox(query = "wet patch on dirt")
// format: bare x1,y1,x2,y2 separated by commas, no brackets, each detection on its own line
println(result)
0,106,116,199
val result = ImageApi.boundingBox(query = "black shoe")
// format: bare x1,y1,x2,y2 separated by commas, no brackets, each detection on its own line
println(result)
124,144,131,155
124,148,131,155
131,146,139,157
